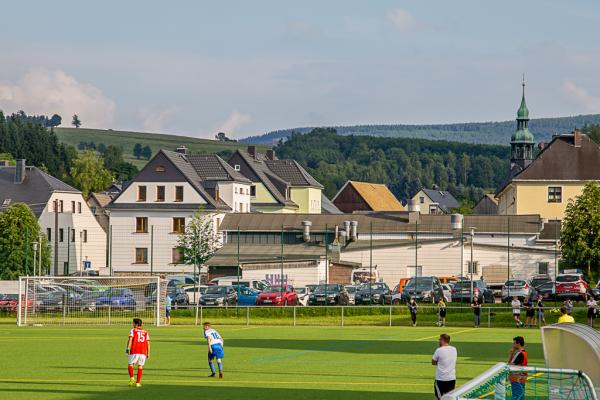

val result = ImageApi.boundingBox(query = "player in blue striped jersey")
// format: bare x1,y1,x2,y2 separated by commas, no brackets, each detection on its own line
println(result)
203,322,224,378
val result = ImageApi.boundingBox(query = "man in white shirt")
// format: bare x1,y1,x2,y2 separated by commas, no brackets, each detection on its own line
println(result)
432,333,457,399
511,297,524,327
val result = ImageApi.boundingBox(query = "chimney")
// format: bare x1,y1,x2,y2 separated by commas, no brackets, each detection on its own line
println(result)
350,221,358,242
573,128,582,148
266,149,275,160
176,146,188,155
301,220,312,242
247,146,256,159
343,220,351,239
450,213,463,230
537,142,546,151
407,198,420,213
14,159,26,184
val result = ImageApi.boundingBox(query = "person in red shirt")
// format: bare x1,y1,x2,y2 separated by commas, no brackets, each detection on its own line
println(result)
507,336,528,400
126,318,150,387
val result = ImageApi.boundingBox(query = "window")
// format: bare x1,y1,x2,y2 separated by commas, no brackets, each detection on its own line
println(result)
71,229,76,242
156,186,165,202
47,228,52,241
429,205,438,214
419,196,425,204
235,187,238,194
172,248,183,264
71,201,76,212
82,229,87,243
136,217,148,233
175,186,184,202
59,228,64,242
250,185,256,197
538,262,549,275
215,189,220,201
90,206,97,214
172,217,185,233
135,248,148,264
548,187,562,203
240,203,245,212
155,165,165,172
59,200,64,212
137,186,147,201
78,202,82,213
234,164,241,171
467,261,479,274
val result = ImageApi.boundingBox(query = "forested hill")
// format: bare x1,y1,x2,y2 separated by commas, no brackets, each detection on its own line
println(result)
275,128,510,205
244,114,600,145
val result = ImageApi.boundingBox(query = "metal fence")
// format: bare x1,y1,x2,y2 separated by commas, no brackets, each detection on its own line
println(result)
166,305,592,329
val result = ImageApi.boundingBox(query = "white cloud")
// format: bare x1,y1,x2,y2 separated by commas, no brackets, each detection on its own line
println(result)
216,111,252,138
561,80,600,112
0,69,115,128
385,8,417,33
137,107,178,132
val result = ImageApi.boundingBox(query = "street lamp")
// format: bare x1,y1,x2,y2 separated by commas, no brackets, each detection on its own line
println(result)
32,242,38,277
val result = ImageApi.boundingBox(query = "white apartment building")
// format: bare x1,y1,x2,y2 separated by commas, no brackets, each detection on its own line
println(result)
0,160,106,275
108,148,251,274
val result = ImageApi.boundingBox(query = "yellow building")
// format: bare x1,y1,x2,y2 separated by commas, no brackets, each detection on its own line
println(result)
228,146,325,214
495,81,600,219
411,188,459,214
332,181,405,213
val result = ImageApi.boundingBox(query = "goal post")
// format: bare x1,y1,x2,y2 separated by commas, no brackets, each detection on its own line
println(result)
18,276,167,327
443,363,598,400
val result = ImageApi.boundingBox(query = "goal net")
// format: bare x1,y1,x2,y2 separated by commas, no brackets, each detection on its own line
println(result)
17,276,167,326
443,363,598,400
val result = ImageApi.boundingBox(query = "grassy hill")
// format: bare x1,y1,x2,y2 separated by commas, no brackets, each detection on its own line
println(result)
54,127,266,168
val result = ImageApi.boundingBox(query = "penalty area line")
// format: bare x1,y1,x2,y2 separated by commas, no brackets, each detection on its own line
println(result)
415,328,476,341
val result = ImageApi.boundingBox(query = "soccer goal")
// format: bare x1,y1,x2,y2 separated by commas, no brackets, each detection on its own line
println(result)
442,363,598,400
17,276,167,326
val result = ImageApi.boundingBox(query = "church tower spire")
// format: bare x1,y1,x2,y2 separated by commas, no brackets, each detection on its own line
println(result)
511,76,535,170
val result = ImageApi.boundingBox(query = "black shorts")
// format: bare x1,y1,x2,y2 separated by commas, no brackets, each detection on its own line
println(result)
166,309,171,317
526,309,535,318
513,312,521,317
439,310,446,318
435,380,456,398
588,309,597,319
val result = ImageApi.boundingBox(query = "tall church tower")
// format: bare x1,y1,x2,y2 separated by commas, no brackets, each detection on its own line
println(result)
510,78,535,170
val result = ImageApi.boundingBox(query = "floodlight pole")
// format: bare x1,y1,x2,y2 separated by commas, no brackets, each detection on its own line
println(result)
469,227,475,299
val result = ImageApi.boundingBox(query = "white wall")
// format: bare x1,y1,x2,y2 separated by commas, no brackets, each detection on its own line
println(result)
218,182,251,212
242,261,326,287
114,182,206,204
38,192,107,274
340,238,555,288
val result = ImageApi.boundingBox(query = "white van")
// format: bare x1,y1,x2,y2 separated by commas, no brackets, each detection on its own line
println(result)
209,276,270,292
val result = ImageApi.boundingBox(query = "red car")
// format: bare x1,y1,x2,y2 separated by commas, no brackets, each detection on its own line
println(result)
555,274,588,300
0,294,32,312
256,285,298,306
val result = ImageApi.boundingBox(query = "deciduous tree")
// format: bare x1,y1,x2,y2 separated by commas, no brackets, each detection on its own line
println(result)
70,151,113,196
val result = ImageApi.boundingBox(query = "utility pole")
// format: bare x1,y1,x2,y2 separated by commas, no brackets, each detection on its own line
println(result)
54,199,59,276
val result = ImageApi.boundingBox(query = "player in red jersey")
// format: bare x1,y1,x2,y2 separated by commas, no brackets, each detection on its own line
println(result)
126,318,150,387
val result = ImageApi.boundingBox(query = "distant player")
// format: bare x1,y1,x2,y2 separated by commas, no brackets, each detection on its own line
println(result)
126,318,150,387
511,297,524,327
203,322,224,378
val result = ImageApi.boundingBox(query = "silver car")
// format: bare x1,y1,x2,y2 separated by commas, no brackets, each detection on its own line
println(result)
345,285,358,305
501,280,534,302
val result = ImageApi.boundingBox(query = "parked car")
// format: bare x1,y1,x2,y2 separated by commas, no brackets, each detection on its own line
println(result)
167,286,189,306
296,286,315,307
210,276,270,292
355,283,392,305
0,294,32,312
534,281,556,301
394,277,411,295
438,276,460,286
400,277,444,303
308,284,349,306
232,286,260,306
345,285,358,305
451,280,495,303
530,275,552,289
167,274,199,286
441,284,453,302
555,274,588,300
199,286,237,306
95,288,136,310
256,285,298,306
40,291,82,311
501,280,534,302
182,285,209,304
69,270,99,277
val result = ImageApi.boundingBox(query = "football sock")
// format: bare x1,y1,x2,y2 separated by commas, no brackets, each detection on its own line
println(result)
136,368,143,384
209,361,216,374
128,365,134,378
217,362,222,373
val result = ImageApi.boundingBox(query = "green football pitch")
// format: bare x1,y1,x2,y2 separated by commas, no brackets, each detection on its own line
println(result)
0,324,543,400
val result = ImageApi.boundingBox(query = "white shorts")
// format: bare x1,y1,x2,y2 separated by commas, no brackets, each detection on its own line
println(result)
128,354,147,366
